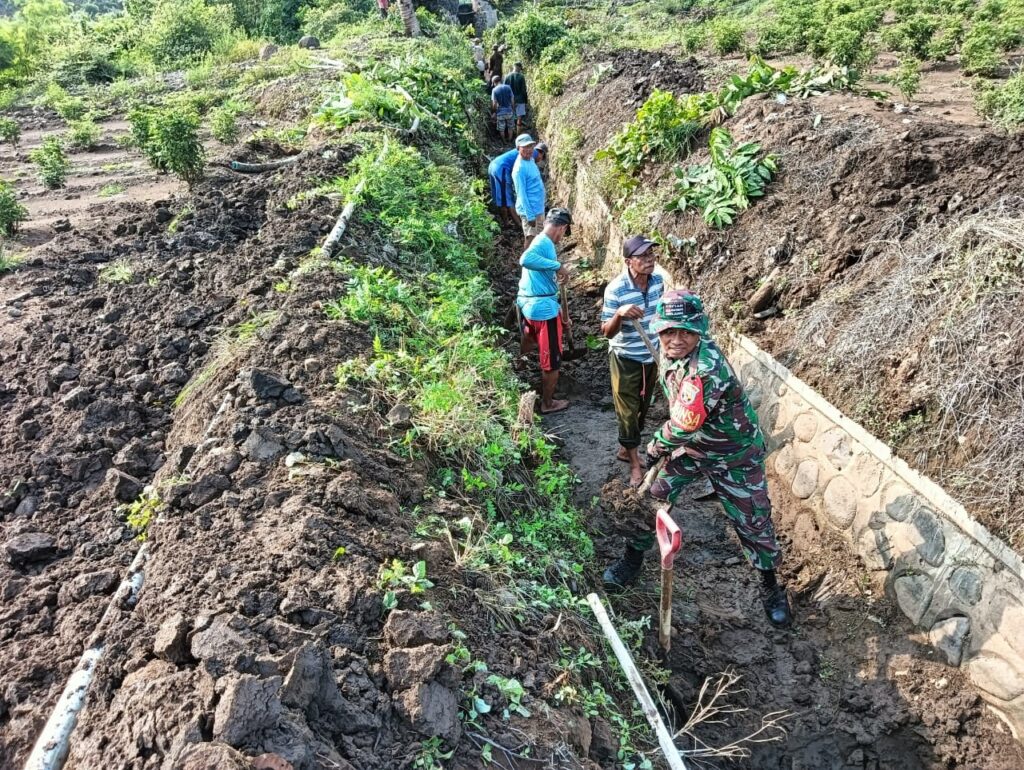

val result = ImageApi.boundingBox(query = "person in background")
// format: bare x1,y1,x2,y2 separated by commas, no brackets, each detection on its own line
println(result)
517,208,574,415
471,38,486,80
491,76,516,142
487,146,519,228
600,236,665,488
377,0,389,19
488,43,505,83
511,133,545,246
504,61,529,132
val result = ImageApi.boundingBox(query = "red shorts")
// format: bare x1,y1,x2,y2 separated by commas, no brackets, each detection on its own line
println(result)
522,315,563,371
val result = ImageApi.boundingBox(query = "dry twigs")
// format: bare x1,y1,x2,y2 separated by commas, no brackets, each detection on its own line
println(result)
674,668,790,761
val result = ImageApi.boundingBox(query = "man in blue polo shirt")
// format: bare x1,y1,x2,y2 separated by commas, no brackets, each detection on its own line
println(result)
518,208,573,414
512,133,546,246
491,76,515,141
601,235,666,486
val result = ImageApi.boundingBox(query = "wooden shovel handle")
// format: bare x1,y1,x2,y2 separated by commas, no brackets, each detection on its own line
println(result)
630,318,659,361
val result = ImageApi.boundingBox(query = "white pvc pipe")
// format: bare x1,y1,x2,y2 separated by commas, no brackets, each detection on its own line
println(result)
25,391,234,770
586,593,687,770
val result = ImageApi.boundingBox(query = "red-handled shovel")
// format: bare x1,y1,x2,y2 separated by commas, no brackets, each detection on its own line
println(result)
656,507,682,653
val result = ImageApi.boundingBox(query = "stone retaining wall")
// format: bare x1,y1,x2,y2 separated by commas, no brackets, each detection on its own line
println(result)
730,334,1024,739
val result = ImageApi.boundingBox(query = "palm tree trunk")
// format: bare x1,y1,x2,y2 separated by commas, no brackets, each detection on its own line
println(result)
398,0,420,36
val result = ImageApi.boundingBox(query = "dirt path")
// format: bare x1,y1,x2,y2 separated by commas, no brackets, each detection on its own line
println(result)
495,247,1024,767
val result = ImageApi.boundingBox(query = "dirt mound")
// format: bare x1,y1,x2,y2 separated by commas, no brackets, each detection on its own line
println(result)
566,47,704,160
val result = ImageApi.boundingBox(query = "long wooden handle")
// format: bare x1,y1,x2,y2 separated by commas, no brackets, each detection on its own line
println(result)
659,567,674,652
630,318,659,361
637,456,666,496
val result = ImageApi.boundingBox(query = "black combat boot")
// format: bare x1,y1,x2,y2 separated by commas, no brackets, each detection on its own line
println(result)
602,545,646,591
759,569,793,628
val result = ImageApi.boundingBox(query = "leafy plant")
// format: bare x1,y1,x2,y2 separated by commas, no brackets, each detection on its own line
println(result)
141,0,232,67
129,106,205,185
413,736,453,770
892,56,922,102
709,18,745,55
670,127,778,229
504,8,565,62
486,674,531,719
0,180,27,236
210,100,247,144
29,137,70,189
961,22,1003,76
975,70,1024,132
378,559,434,610
99,258,135,284
0,246,22,274
595,90,701,185
0,117,21,149
66,117,102,150
99,182,125,197
123,487,163,540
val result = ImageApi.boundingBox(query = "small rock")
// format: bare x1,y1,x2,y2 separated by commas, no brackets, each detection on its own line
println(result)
394,681,460,745
383,610,448,648
60,386,92,408
297,35,320,49
154,613,191,664
106,469,144,503
53,218,72,233
49,363,80,383
384,644,448,691
847,212,865,224
259,44,279,61
13,495,38,517
5,532,58,566
589,717,616,763
247,369,293,401
213,674,283,747
387,403,413,429
947,192,965,212
154,207,173,224
19,419,41,440
929,616,970,667
240,429,285,462
58,569,119,606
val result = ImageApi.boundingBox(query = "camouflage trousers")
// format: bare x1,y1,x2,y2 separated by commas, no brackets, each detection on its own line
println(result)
648,453,782,571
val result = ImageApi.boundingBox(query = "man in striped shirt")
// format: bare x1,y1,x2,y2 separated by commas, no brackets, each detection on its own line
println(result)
600,235,665,487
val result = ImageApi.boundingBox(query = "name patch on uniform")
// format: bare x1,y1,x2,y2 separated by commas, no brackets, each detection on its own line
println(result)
673,375,707,432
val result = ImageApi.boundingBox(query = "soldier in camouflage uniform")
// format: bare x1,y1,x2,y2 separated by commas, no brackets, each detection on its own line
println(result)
602,290,793,628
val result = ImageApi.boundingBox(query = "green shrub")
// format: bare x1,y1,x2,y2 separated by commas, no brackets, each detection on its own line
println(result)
709,18,745,56
66,118,102,150
893,56,922,101
0,180,27,235
881,13,939,59
682,24,707,54
0,246,22,274
41,83,87,121
0,117,20,149
595,90,701,183
504,8,566,62
29,137,70,189
210,100,247,143
925,18,965,61
670,127,777,229
535,66,567,96
128,105,205,184
300,0,375,40
975,70,1024,131
961,23,1003,76
141,0,232,68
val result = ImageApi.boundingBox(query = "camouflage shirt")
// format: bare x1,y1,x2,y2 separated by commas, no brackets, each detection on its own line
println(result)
652,338,764,466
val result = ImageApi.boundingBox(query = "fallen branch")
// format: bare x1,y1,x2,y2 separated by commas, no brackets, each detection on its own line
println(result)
229,155,303,173
319,137,389,258
586,593,688,770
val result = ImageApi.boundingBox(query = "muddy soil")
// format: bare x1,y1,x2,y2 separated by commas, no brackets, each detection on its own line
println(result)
522,272,1024,768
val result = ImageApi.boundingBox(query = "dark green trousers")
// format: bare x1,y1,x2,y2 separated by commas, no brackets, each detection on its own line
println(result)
609,352,658,450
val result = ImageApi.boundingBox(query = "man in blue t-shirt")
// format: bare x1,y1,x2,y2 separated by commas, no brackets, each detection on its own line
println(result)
511,133,546,246
491,76,515,141
517,208,573,414
488,143,547,229
601,235,666,487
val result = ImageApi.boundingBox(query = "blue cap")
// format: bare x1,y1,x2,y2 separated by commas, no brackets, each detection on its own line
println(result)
515,133,537,147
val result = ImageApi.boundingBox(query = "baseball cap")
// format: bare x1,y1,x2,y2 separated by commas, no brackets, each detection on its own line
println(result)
623,235,657,258
545,207,573,226
649,290,709,336
515,133,538,147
